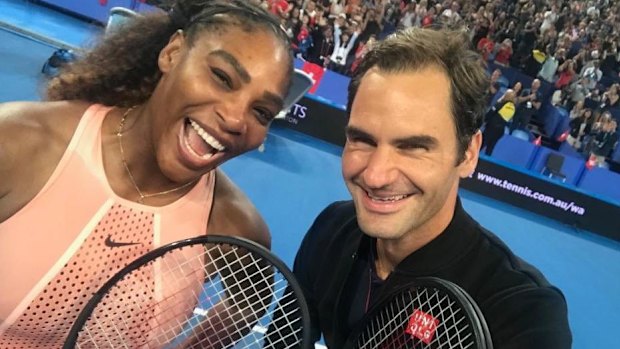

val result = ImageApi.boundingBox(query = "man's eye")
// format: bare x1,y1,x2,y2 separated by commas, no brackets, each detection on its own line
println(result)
400,144,429,151
347,135,375,146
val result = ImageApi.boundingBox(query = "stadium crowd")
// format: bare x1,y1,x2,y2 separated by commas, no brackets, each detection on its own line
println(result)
254,0,620,167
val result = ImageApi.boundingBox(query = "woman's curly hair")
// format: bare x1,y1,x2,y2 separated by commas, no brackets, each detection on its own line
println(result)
46,0,293,107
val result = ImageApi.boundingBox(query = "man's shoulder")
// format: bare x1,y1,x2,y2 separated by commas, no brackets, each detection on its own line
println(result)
476,227,558,291
471,227,572,347
299,201,359,251
308,200,357,236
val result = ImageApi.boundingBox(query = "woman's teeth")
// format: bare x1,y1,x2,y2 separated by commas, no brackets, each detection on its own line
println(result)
189,119,226,152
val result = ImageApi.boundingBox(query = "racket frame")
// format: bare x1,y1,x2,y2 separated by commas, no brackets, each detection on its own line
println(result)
345,276,493,349
63,234,312,349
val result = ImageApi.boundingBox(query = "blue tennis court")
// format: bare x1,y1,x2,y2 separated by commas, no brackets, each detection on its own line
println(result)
1,2,619,347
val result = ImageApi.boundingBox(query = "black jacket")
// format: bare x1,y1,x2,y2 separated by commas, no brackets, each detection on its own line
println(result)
293,200,572,348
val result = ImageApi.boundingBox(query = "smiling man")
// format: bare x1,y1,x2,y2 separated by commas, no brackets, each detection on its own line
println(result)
291,28,572,348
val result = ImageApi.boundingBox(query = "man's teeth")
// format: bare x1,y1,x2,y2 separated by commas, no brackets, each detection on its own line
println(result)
189,119,226,152
368,193,410,202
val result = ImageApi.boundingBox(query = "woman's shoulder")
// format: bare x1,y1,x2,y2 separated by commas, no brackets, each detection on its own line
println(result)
0,100,91,140
207,169,271,249
0,101,92,219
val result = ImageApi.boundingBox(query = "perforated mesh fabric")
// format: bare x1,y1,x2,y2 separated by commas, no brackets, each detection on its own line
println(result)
0,204,154,348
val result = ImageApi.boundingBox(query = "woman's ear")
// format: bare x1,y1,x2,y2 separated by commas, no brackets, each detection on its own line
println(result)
159,30,186,73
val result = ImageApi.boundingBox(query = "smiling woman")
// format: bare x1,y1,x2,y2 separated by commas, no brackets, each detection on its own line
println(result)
0,0,294,347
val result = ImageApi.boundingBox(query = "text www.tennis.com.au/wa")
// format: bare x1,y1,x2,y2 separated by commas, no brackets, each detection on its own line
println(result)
473,172,586,216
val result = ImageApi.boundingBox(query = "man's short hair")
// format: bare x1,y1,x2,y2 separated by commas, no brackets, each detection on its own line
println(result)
347,27,490,164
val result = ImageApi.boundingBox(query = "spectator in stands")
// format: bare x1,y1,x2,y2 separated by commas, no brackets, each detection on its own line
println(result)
555,58,576,90
415,0,428,27
496,20,517,44
600,84,620,112
471,16,491,46
515,20,540,69
567,107,593,150
600,39,619,77
539,48,565,83
540,4,559,35
329,0,346,19
440,1,462,27
494,38,513,66
359,7,384,42
592,118,619,166
570,100,585,120
510,78,542,133
487,68,502,105
483,89,517,156
269,0,290,18
421,6,436,28
581,59,603,91
512,81,523,98
293,14,313,58
399,2,417,29
328,16,360,74
307,24,334,67
350,35,376,74
300,0,318,23
477,32,495,61
566,77,588,109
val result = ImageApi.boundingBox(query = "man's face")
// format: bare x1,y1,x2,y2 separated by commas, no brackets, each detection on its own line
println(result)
342,67,480,241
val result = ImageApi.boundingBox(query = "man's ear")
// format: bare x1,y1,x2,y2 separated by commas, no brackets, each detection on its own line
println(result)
458,130,481,179
158,30,185,73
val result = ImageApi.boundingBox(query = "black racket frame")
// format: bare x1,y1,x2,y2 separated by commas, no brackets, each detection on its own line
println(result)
63,234,312,349
344,276,493,349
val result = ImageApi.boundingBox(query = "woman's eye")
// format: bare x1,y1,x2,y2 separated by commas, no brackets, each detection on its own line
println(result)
212,68,232,89
254,108,275,125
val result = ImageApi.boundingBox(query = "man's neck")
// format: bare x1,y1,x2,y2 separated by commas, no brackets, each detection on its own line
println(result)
374,197,458,279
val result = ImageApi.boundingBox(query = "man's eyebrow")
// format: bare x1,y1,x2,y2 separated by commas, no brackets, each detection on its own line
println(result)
393,135,439,148
209,49,251,83
345,126,438,148
345,126,374,140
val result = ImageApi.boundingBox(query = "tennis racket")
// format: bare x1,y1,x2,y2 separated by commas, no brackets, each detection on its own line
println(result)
63,235,311,349
345,277,493,349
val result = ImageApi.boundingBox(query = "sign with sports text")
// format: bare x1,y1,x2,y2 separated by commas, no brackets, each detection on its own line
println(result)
462,158,620,242
274,96,348,147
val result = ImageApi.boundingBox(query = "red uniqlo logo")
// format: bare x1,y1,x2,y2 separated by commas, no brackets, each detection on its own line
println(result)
404,309,439,344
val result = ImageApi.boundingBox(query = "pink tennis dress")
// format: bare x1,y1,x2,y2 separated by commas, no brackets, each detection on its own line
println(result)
0,105,216,348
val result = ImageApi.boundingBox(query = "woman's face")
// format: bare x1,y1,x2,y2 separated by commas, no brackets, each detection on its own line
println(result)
149,26,291,183
514,82,522,92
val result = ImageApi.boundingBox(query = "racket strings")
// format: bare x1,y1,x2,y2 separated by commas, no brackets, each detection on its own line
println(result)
180,251,301,348
81,244,246,347
355,286,479,349
74,242,306,348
